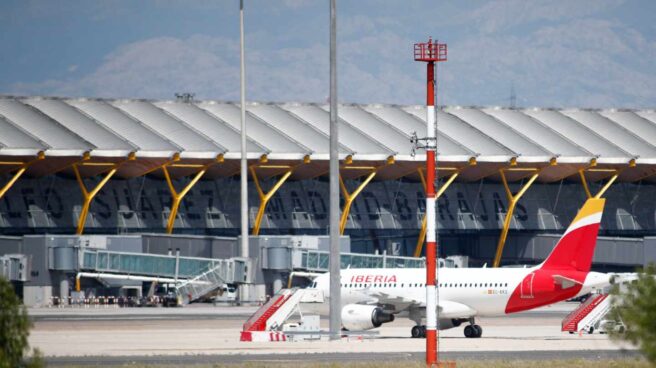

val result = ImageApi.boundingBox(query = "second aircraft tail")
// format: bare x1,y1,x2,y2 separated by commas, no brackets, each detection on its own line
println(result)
539,198,605,273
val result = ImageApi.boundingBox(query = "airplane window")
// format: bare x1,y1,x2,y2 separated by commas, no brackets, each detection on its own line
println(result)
494,283,497,287
505,283,508,287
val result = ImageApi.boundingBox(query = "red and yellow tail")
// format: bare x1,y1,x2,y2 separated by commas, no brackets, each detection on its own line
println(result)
540,198,605,272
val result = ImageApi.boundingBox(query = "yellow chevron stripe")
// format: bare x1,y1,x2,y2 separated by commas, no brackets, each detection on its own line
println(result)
571,198,605,225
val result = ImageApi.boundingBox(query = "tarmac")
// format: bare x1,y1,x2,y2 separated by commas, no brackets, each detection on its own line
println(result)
28,302,639,362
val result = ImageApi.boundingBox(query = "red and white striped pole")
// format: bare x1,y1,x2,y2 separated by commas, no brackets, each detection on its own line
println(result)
425,55,438,366
413,38,446,367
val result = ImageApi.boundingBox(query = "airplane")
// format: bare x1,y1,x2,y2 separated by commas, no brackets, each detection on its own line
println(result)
307,198,612,338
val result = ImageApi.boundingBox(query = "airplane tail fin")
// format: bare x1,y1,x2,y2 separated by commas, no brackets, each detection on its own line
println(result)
540,198,605,273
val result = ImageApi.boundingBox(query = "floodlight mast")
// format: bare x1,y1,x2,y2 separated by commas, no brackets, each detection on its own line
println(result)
413,37,447,367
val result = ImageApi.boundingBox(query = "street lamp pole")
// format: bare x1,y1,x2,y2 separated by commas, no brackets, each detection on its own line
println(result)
239,0,249,303
328,0,341,341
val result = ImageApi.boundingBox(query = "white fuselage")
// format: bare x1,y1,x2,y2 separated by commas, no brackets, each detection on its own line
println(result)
309,267,610,317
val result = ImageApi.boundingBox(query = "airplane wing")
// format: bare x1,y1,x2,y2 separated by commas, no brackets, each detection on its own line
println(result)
553,275,583,289
360,289,418,312
361,289,477,318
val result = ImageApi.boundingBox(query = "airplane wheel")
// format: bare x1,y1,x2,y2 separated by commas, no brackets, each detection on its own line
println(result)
587,327,594,334
411,326,422,338
464,325,474,338
473,325,483,338
420,326,427,338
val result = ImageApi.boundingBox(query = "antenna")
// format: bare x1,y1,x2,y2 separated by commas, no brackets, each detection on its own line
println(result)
510,82,516,109
175,93,195,103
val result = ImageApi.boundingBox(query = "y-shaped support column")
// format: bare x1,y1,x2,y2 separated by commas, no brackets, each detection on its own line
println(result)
492,169,540,267
579,169,620,199
0,152,45,200
73,163,120,235
163,163,213,234
250,165,294,235
339,170,376,234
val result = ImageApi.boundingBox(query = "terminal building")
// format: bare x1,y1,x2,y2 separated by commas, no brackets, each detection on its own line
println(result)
1,95,655,305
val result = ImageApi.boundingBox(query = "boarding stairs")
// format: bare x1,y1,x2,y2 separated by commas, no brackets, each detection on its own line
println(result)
240,288,324,342
562,293,611,333
174,260,235,305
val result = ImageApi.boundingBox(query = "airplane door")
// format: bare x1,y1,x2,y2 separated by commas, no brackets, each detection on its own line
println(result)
520,273,534,299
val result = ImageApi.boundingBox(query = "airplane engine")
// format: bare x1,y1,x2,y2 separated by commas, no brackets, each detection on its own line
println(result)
438,318,467,330
341,304,395,331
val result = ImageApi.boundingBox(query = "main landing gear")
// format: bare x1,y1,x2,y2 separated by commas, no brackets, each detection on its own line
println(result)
411,325,427,338
464,318,482,338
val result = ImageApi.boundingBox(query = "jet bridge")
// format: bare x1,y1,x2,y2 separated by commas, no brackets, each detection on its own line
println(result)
79,249,249,304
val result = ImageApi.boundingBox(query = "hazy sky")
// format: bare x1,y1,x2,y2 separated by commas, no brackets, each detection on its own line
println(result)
1,0,655,108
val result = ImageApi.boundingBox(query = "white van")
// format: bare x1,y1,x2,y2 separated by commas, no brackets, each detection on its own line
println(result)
212,284,237,305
